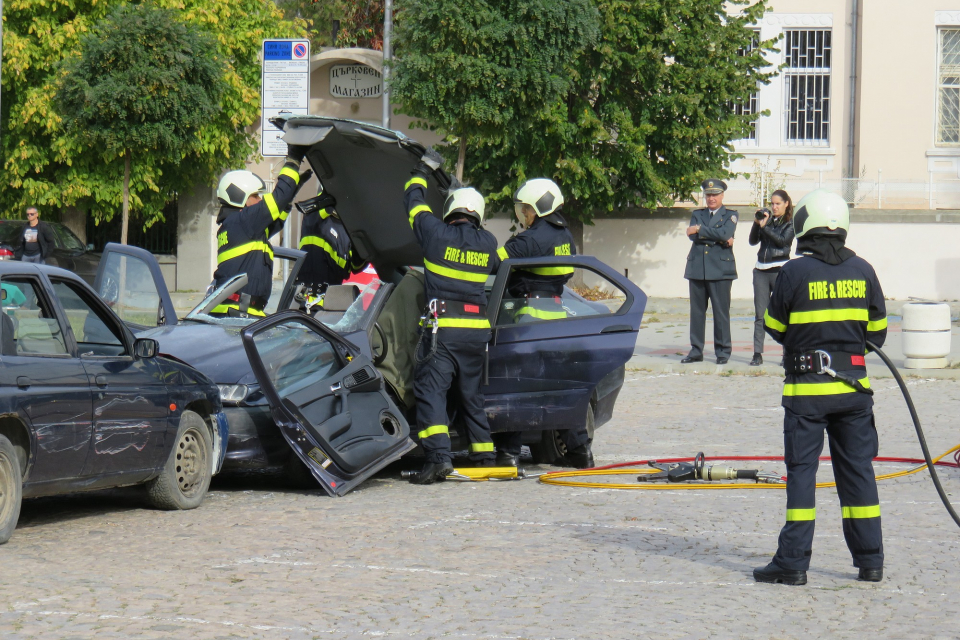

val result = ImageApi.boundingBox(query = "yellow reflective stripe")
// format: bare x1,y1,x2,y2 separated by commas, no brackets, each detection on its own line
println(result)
786,508,816,521
264,193,287,221
764,309,787,332
279,167,300,184
521,266,575,276
209,303,266,317
405,176,428,190
783,378,871,396
789,308,869,324
418,425,449,439
318,208,332,220
299,236,347,268
217,241,274,264
867,317,888,332
842,505,881,519
516,306,567,320
497,247,508,261
437,317,491,329
470,442,495,453
423,258,489,283
409,204,432,228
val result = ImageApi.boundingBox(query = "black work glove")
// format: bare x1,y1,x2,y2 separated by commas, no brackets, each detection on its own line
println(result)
296,192,337,216
286,143,310,163
439,174,464,198
412,146,444,176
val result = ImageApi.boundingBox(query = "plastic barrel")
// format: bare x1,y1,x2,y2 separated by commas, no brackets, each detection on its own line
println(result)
901,302,951,369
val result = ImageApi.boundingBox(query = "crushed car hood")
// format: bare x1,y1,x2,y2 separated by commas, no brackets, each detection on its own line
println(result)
272,114,454,278
139,322,258,385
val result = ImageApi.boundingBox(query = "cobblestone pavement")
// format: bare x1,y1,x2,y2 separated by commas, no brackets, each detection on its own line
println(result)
2,373,960,639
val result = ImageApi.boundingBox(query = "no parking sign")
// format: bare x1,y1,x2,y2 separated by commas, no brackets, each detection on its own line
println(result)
261,39,311,157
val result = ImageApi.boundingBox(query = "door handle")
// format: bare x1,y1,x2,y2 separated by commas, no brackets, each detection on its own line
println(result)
16,376,30,389
95,374,108,387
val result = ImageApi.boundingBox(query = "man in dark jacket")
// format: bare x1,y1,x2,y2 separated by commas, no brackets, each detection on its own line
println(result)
405,149,501,484
754,189,887,586
14,207,55,264
210,145,310,317
682,179,738,365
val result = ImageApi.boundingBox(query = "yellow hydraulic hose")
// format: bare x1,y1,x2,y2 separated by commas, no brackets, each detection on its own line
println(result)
538,444,960,490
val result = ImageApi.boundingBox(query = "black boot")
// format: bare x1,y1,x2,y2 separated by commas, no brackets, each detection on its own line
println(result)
749,353,763,366
496,452,519,467
555,444,595,469
753,561,807,586
857,567,883,582
408,461,453,485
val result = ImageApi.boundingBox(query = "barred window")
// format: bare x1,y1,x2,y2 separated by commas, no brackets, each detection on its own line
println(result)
783,29,831,146
732,31,761,141
937,28,960,145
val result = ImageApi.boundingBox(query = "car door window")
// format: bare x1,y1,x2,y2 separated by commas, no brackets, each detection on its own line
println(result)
0,277,68,355
98,251,165,327
251,319,342,397
495,265,627,325
50,279,127,356
53,224,85,252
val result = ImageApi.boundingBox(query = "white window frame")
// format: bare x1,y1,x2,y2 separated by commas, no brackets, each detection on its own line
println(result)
732,30,761,146
782,28,832,147
936,26,960,146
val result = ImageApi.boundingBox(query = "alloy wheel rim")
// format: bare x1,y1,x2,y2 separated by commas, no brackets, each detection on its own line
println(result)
175,429,205,497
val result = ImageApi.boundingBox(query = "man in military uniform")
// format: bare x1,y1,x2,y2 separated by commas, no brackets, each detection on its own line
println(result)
404,149,501,484
682,179,738,365
296,192,365,296
211,144,309,317
754,189,887,585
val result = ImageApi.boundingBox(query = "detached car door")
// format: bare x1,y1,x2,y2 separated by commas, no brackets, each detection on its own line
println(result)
485,256,646,433
241,311,414,496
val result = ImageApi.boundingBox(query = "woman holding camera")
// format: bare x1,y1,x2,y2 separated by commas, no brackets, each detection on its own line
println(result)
748,189,795,366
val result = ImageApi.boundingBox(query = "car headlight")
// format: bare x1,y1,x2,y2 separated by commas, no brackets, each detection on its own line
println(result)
217,384,249,405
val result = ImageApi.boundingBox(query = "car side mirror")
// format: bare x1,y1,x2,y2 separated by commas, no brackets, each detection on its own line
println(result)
322,284,360,312
133,337,158,359
86,244,95,251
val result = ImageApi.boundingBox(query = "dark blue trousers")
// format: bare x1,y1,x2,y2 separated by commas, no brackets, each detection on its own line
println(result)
774,406,884,572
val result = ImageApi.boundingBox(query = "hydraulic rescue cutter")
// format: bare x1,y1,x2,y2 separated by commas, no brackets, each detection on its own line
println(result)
636,452,785,484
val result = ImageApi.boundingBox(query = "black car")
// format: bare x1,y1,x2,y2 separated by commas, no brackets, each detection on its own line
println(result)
0,249,229,544
0,220,101,284
112,116,647,495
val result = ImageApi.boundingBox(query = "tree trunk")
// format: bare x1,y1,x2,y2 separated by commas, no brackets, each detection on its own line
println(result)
455,136,466,183
121,149,131,245
60,206,87,245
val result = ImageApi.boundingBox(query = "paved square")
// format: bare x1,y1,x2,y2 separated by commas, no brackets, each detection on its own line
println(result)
2,372,959,639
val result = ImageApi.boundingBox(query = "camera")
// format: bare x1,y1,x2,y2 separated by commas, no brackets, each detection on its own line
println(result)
755,207,771,221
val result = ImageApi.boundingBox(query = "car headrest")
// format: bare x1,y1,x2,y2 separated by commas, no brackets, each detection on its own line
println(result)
323,284,361,312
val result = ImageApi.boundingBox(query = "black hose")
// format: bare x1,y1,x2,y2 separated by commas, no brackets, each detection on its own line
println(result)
868,341,960,529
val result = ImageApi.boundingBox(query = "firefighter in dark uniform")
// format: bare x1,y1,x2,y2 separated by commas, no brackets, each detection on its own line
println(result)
491,178,594,470
405,149,500,484
211,145,309,316
295,192,365,297
682,179,738,365
754,189,887,586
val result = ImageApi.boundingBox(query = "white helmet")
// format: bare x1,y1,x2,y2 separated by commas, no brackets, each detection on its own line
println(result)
218,170,266,208
793,189,850,239
443,187,485,225
514,178,564,218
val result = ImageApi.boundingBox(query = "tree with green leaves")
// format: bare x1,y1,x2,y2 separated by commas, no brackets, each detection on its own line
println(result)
2,0,306,234
396,0,776,248
278,0,384,51
389,0,600,181
57,3,225,244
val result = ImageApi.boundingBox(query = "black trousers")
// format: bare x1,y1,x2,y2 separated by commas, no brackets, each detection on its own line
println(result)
774,406,883,572
494,426,590,459
688,279,732,359
413,336,494,464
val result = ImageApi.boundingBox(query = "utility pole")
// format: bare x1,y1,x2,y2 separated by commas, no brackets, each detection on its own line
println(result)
381,0,392,129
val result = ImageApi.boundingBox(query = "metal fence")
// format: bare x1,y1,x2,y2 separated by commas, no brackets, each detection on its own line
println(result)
721,177,960,210
86,201,179,254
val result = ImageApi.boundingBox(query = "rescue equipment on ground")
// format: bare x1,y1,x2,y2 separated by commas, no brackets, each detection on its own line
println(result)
539,342,960,531
636,452,784,484
400,467,542,481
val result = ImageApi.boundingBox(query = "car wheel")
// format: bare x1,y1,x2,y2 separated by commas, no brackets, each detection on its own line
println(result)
145,411,212,510
0,435,23,545
529,402,596,465
282,452,318,489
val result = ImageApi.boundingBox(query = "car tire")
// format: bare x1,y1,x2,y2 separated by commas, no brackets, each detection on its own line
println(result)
0,434,23,545
145,411,212,510
529,402,596,465
282,452,318,489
